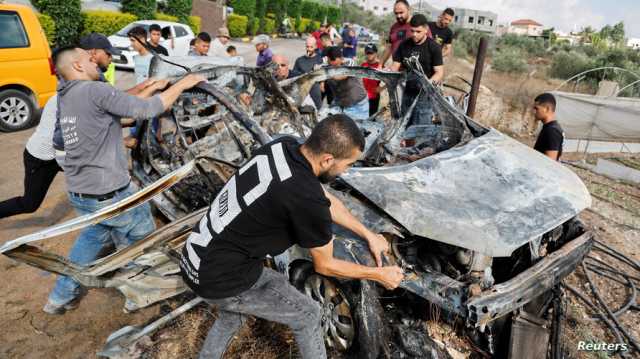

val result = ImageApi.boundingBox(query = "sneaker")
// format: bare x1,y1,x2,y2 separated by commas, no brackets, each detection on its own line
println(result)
42,299,79,315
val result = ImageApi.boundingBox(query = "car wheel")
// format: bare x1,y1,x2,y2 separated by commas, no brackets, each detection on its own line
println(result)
0,90,37,132
291,262,386,358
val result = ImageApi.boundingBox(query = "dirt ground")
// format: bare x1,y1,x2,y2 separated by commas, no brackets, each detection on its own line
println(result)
1,57,639,358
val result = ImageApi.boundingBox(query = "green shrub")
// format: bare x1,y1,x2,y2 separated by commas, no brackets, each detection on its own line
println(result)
296,17,311,33
326,6,341,25
310,20,320,32
453,39,468,59
82,11,137,36
549,50,595,79
315,4,328,22
492,46,528,74
287,0,302,20
455,29,494,58
166,0,192,23
248,17,260,35
37,14,56,46
228,13,248,37
301,1,318,22
263,18,276,34
187,16,201,33
154,12,178,22
230,0,256,17
498,33,545,57
121,0,156,20
34,0,82,46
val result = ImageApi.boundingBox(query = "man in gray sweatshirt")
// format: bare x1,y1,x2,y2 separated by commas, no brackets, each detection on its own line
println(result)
44,47,205,314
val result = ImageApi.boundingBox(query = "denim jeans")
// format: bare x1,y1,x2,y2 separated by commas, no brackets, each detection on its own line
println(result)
47,182,155,306
329,97,370,120
199,268,326,359
402,91,434,127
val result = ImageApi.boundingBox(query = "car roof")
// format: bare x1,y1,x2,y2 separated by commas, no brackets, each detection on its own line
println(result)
133,20,186,27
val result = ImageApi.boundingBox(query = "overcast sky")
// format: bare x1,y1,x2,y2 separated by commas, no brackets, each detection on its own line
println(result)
424,0,640,38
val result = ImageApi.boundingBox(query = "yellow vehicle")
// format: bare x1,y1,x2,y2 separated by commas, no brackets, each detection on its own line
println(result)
0,3,56,132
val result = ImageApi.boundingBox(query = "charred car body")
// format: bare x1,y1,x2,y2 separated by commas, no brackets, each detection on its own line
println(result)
0,56,593,358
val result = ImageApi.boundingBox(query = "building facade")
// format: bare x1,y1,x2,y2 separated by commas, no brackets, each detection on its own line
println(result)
508,19,544,37
627,38,640,50
353,0,395,17
450,8,498,33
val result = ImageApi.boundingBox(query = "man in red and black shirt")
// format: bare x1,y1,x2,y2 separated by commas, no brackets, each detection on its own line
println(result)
312,23,329,51
361,44,382,116
381,0,413,66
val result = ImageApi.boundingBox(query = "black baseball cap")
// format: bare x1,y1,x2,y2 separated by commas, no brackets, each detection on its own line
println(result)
364,43,378,54
79,33,122,55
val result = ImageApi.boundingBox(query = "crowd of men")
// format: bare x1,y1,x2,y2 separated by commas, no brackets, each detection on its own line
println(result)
0,1,564,358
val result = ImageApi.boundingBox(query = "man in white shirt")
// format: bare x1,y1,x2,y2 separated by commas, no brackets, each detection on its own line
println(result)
208,27,231,57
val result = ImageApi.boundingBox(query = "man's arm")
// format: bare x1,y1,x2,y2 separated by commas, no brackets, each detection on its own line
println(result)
323,189,390,267
442,44,452,57
381,39,393,66
430,65,444,84
544,150,560,160
390,61,402,72
309,241,404,289
94,74,204,120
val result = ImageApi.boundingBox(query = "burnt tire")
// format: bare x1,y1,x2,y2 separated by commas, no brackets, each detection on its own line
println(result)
0,89,37,132
290,262,386,359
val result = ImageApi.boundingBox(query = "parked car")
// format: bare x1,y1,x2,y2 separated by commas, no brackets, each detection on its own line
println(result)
1,59,593,358
107,20,195,69
0,3,57,132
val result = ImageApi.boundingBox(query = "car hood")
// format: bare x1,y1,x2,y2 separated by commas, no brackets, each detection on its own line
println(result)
341,129,591,257
107,35,130,49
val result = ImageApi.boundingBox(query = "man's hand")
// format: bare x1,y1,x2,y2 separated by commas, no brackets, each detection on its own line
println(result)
176,74,206,90
364,232,390,267
150,79,170,90
376,266,404,289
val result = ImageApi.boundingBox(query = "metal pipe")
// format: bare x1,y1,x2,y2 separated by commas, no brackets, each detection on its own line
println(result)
466,37,488,118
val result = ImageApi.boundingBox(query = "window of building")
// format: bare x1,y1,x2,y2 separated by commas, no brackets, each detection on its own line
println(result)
383,7,388,11
489,19,494,27
373,5,378,10
468,16,474,24
478,16,485,25
454,16,459,22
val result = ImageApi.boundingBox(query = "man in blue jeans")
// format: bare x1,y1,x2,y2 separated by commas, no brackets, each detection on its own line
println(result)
44,47,205,314
390,14,443,127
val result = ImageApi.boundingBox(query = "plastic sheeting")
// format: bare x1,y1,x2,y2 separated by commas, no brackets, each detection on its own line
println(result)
552,91,640,143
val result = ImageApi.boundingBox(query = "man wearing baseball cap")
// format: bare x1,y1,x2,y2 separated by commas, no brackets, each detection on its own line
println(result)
360,44,383,116
252,34,273,67
79,32,122,84
209,27,231,57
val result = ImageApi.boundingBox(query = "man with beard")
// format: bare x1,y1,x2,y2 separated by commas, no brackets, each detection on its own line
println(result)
428,8,455,58
293,37,323,109
391,14,443,127
180,114,404,359
381,0,413,66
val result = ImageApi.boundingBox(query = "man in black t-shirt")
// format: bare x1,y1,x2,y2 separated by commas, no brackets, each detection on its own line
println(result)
428,8,454,57
148,24,169,56
181,114,404,359
533,93,564,161
391,14,444,127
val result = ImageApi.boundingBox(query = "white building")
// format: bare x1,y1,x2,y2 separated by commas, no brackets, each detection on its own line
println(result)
353,0,394,17
508,19,544,37
627,38,640,50
554,30,581,46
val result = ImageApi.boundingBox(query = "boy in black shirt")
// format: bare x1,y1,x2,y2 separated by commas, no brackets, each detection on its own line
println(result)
428,8,454,57
391,14,444,127
148,24,169,56
533,93,564,161
181,114,404,359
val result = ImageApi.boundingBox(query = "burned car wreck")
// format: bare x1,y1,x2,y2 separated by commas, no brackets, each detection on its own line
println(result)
0,57,593,358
